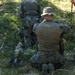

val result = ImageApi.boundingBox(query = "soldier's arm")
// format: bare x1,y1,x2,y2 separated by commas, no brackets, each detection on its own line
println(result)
33,23,39,33
60,24,70,33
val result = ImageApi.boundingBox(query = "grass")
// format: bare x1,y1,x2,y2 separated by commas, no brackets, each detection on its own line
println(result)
0,0,75,75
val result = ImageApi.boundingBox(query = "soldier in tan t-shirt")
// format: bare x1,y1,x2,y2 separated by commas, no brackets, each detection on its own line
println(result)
30,7,70,75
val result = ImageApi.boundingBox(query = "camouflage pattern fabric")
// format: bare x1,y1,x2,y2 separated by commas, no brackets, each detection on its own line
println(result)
18,0,41,19
30,51,65,64
18,0,41,49
10,0,41,66
30,20,70,66
19,15,39,49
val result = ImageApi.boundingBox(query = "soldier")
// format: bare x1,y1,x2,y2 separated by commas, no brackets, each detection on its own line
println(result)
30,7,70,75
18,0,41,49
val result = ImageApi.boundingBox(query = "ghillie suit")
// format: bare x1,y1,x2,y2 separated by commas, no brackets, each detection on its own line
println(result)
9,0,41,67
18,0,41,49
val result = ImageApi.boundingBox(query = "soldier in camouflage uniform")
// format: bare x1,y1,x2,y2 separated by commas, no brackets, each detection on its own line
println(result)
30,7,70,75
9,0,41,67
18,0,41,49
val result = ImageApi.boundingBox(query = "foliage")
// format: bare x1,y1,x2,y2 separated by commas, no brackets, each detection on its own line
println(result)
0,2,22,55
0,0,75,75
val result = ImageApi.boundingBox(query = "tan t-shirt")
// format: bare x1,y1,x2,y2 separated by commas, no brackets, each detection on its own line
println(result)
34,20,69,52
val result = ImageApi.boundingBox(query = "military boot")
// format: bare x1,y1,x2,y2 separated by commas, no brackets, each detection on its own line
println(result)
48,63,54,75
41,64,48,75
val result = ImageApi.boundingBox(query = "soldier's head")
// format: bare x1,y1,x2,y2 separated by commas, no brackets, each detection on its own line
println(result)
41,7,54,21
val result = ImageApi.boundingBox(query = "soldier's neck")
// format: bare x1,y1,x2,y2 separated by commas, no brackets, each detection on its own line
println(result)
44,19,53,22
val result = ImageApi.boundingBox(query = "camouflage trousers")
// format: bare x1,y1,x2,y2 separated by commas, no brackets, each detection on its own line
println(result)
30,51,65,69
19,15,39,49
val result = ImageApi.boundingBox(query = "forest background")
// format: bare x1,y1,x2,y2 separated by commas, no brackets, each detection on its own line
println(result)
0,0,75,75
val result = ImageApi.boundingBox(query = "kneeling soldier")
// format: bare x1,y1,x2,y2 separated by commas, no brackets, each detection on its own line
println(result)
30,7,70,75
